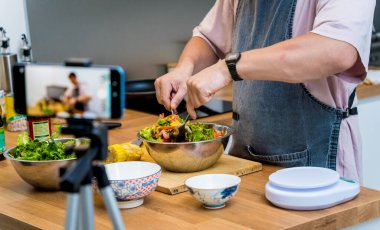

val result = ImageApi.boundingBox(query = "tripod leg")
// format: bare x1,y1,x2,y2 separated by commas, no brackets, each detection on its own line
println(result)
80,184,94,230
76,199,82,230
100,186,126,230
65,193,80,230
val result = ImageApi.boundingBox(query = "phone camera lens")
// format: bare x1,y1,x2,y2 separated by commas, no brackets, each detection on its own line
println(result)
112,81,118,86
19,67,24,73
112,92,118,97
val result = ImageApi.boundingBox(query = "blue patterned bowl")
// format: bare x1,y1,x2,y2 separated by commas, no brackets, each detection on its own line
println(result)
104,161,161,209
185,174,241,209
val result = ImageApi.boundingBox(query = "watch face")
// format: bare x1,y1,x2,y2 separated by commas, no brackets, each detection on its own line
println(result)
226,53,240,61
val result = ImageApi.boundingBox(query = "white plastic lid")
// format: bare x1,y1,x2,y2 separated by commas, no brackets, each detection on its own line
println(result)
269,167,340,189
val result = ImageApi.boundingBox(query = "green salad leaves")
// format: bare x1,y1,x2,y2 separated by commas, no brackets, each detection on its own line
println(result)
140,127,155,141
139,114,222,142
9,133,75,161
185,123,215,142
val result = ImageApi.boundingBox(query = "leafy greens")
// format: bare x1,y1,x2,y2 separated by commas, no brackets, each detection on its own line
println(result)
9,132,75,161
185,122,214,142
139,114,223,142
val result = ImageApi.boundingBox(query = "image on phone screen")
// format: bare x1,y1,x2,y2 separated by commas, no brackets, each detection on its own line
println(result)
25,65,112,119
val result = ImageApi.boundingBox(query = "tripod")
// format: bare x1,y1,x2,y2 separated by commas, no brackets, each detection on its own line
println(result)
60,119,125,230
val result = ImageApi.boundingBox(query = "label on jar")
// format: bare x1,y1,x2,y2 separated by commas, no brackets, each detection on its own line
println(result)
5,95,27,132
32,121,50,139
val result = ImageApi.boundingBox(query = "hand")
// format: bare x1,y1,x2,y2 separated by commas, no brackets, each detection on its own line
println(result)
68,98,77,106
155,67,192,111
186,60,232,119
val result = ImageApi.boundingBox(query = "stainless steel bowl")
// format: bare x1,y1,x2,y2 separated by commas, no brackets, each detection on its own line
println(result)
139,123,232,173
4,138,88,190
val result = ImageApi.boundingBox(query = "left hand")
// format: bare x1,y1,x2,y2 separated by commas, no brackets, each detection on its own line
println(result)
186,60,232,118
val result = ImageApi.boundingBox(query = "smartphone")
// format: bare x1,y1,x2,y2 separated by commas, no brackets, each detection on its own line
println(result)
12,63,125,119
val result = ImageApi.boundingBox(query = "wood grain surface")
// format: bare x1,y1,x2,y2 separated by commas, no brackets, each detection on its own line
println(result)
357,83,380,100
141,153,262,195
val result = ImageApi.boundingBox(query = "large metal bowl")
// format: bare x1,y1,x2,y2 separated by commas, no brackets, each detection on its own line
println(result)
139,123,232,173
4,138,88,190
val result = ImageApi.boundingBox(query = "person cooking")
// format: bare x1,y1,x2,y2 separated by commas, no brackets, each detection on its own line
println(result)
62,72,91,114
154,0,376,182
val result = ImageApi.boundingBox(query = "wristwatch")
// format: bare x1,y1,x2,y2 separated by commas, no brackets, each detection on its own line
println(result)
225,52,243,81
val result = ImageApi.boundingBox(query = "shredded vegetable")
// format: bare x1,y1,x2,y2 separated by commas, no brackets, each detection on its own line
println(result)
139,113,223,142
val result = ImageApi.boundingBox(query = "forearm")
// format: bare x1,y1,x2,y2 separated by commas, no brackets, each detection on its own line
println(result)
236,33,358,83
176,36,219,75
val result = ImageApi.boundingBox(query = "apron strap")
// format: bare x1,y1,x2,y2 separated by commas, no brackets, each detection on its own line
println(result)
342,88,358,119
232,111,240,121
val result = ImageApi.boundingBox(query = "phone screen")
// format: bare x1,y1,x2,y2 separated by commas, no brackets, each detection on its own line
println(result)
25,65,112,119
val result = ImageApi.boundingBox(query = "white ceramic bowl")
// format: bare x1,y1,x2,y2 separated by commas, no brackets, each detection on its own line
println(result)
104,161,161,209
185,174,241,209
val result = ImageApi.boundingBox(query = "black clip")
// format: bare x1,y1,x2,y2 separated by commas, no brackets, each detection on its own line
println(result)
232,111,240,121
342,107,358,119
65,58,92,67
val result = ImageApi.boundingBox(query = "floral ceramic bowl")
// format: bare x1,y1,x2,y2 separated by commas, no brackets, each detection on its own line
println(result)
185,174,241,209
104,161,161,209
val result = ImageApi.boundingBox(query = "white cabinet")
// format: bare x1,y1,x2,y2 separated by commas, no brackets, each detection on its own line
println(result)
358,95,380,190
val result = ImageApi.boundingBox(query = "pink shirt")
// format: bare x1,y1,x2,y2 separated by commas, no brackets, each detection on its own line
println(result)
193,0,375,182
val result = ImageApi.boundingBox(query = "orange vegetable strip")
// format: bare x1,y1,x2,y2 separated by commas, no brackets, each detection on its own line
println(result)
160,126,176,130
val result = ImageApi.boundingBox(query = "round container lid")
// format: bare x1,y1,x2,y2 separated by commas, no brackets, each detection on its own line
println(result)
269,167,340,189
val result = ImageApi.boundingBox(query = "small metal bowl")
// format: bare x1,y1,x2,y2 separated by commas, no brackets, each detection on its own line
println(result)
138,123,232,173
4,138,88,190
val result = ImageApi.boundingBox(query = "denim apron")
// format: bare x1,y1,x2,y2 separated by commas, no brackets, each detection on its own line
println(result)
229,0,357,169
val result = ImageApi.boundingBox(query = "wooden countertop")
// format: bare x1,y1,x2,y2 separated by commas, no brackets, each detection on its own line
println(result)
357,66,380,100
1,110,380,229
357,83,380,100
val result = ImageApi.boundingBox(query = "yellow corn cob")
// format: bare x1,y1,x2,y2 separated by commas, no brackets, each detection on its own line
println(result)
105,142,143,163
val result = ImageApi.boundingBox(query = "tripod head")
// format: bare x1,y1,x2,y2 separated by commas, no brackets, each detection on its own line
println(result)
60,118,108,193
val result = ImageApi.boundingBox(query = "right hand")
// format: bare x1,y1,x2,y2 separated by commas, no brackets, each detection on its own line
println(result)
155,69,191,111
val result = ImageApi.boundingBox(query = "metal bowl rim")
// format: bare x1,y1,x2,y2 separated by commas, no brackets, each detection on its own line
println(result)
137,122,233,145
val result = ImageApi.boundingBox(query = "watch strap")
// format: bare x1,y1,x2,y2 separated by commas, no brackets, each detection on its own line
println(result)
226,53,243,81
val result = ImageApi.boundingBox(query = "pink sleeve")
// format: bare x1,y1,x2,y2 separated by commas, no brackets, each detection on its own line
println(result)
192,0,236,59
311,0,376,79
